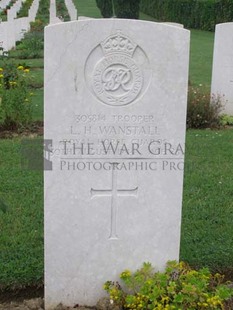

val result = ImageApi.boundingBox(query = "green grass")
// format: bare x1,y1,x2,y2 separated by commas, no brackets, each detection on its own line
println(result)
0,130,232,289
189,30,214,88
74,0,101,17
181,129,233,270
0,139,43,289
31,89,43,121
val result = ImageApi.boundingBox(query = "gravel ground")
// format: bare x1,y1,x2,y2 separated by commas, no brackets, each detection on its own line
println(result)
1,296,233,309
0,297,121,310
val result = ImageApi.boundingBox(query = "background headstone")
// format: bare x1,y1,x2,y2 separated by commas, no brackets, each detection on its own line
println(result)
78,16,93,20
49,0,62,24
45,19,190,309
64,0,77,21
211,22,233,115
0,20,15,51
162,22,184,28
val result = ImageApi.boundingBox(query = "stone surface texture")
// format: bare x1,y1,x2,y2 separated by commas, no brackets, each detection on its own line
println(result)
44,19,190,309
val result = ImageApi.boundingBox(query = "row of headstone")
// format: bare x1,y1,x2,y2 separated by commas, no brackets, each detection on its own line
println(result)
49,0,77,25
44,18,190,309
211,22,233,115
0,0,11,10
0,0,40,51
7,0,23,20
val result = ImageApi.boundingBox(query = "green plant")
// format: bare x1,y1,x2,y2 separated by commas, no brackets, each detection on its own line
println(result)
17,0,33,18
56,0,70,21
104,261,233,309
35,0,50,24
140,0,233,31
17,31,44,59
30,19,45,32
187,87,223,129
0,61,33,129
220,114,233,126
96,0,113,17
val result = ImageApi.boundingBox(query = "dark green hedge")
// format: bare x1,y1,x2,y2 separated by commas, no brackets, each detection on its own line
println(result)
114,0,140,19
96,0,141,19
96,0,113,18
140,0,233,31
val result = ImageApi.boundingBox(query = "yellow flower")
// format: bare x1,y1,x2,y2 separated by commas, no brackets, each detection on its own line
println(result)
24,68,30,73
0,68,3,72
17,65,24,70
0,74,3,78
9,81,17,86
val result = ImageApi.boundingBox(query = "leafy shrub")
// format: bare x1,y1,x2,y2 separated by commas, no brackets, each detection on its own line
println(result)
187,87,223,129
140,0,233,31
30,19,45,32
104,261,233,309
220,114,233,126
17,31,44,59
35,0,50,24
96,0,113,18
96,0,141,19
0,60,33,130
17,0,33,18
114,0,141,19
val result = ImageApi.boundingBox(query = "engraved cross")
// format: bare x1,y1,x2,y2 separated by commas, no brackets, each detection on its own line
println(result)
91,164,138,240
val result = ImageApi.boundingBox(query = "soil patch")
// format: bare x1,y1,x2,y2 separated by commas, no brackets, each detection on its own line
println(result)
0,121,43,139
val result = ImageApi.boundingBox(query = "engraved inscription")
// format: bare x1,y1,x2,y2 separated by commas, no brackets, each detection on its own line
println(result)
102,66,131,92
93,55,143,106
85,31,152,107
91,166,138,239
85,30,149,106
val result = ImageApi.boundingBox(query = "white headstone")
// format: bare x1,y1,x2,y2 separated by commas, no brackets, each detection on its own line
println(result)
29,0,40,22
0,20,15,51
0,0,11,10
14,17,30,41
64,0,77,21
49,0,62,24
78,16,92,20
45,19,190,309
211,22,233,115
7,0,23,20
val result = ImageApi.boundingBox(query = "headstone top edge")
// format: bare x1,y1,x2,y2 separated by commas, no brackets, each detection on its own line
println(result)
44,18,190,34
215,22,233,30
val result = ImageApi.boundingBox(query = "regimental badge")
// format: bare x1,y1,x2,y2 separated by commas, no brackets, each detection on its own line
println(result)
85,31,150,107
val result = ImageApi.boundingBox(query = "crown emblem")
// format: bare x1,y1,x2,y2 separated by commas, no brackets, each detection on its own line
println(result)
101,31,137,57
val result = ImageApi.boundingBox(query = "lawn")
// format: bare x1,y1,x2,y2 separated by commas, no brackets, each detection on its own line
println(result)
0,0,232,293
